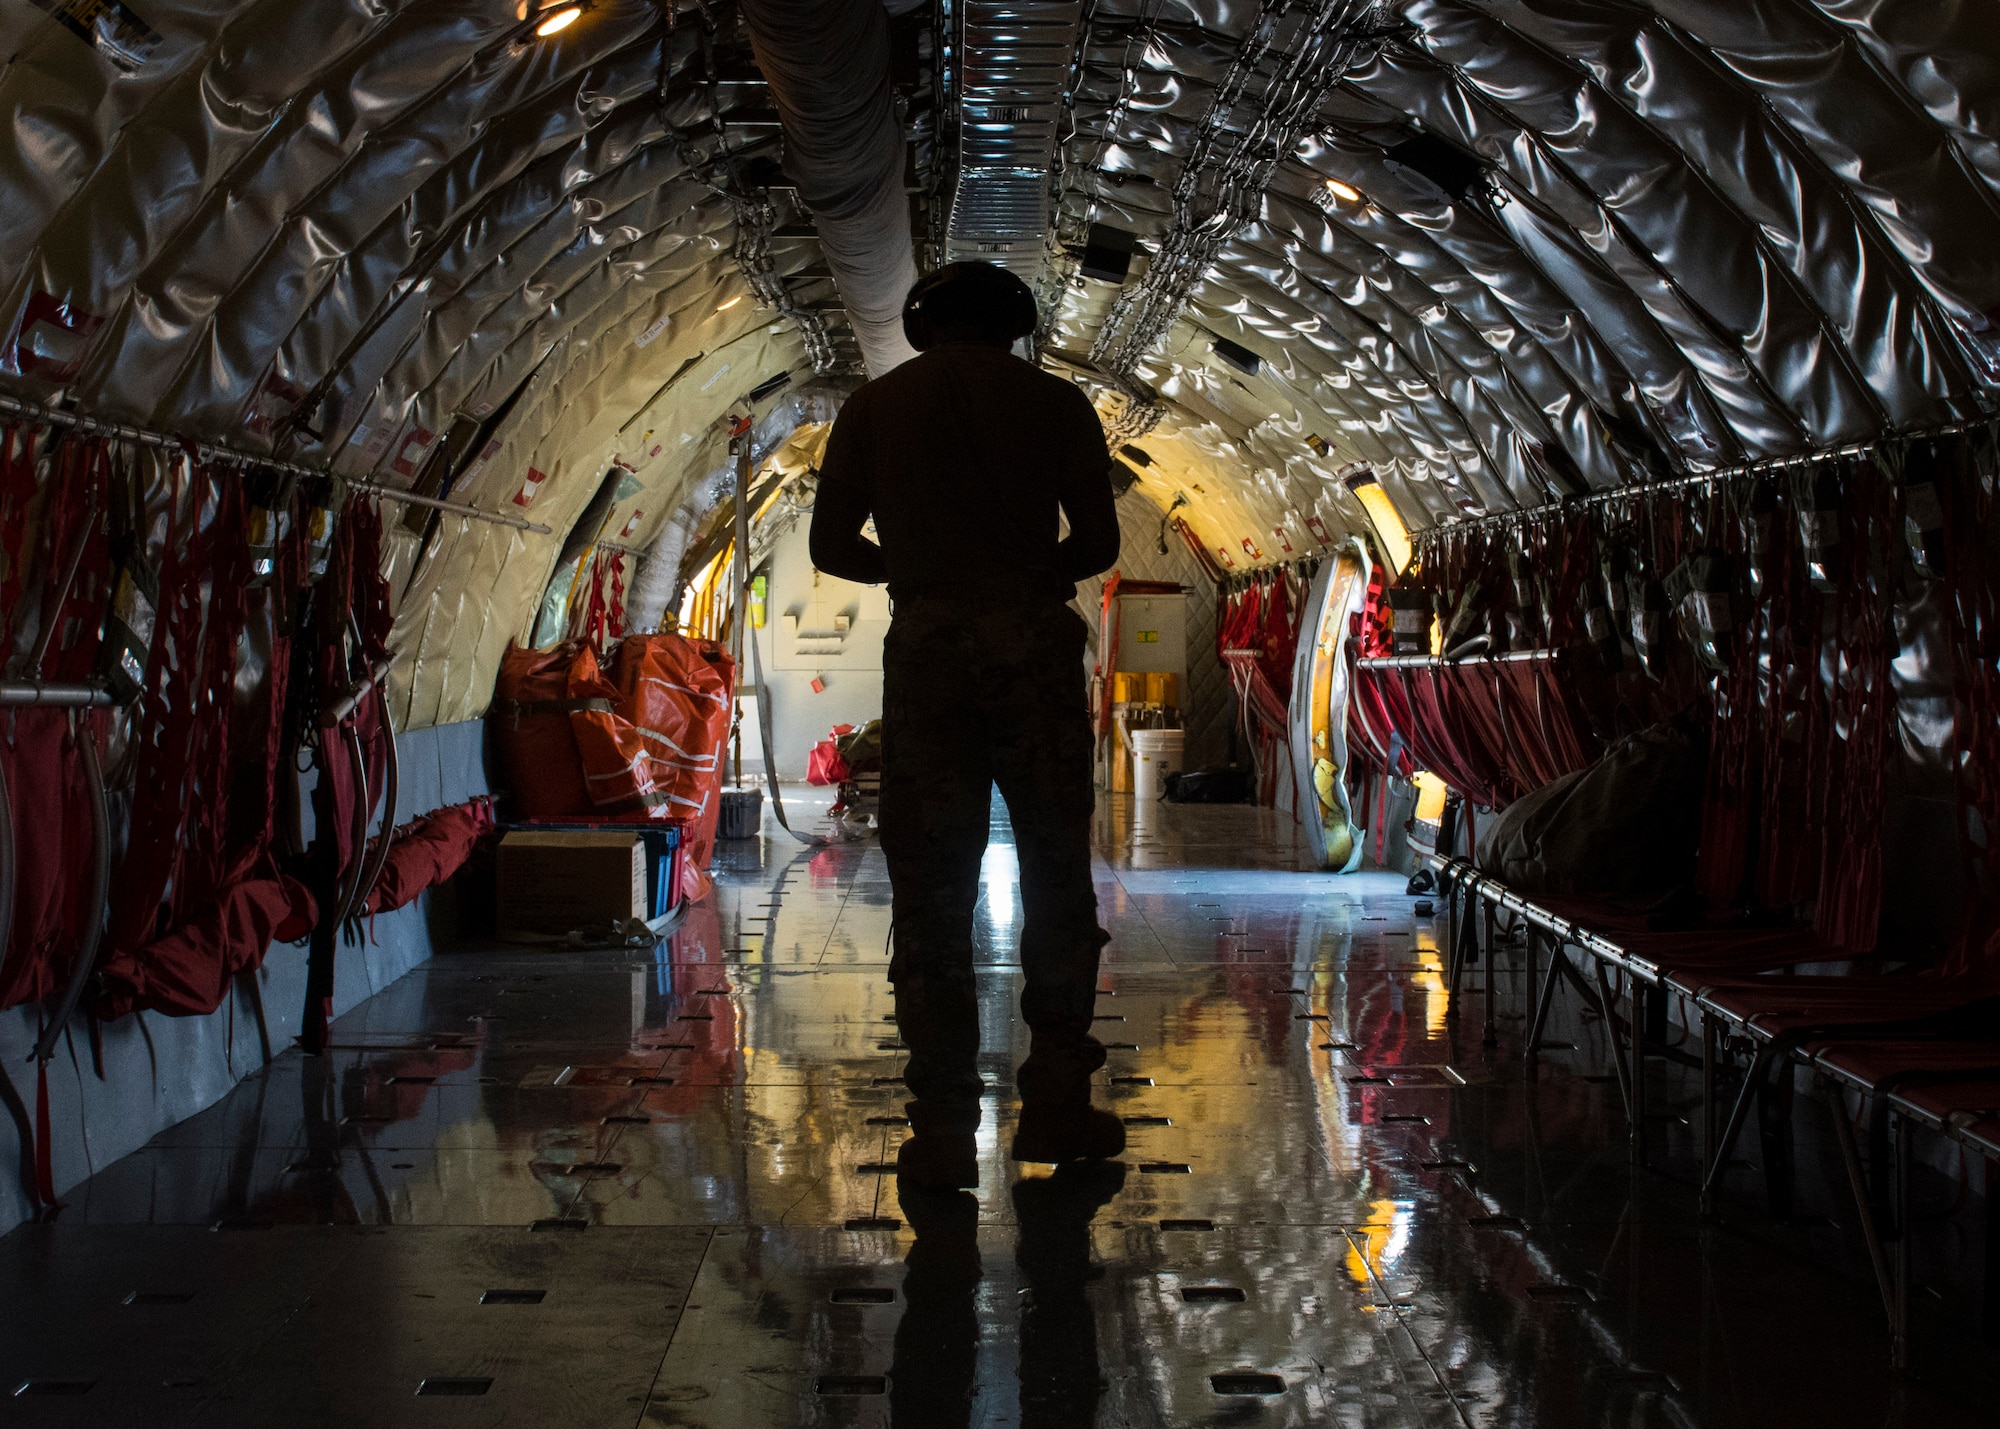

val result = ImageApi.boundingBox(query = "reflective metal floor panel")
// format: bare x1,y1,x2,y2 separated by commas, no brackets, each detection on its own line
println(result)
4,790,1995,1426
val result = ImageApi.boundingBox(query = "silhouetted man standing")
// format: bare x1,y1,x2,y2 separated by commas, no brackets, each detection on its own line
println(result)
810,262,1124,1188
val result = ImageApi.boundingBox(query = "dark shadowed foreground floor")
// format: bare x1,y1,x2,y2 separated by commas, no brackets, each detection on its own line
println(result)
3,789,1993,1427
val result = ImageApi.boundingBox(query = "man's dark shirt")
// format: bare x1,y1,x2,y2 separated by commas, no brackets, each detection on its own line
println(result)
808,342,1120,603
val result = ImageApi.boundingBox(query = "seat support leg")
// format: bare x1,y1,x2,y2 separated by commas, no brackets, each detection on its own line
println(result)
1481,901,1498,1049
1594,960,1633,1125
1827,1084,1896,1332
1524,924,1539,1042
1444,873,1461,1007
1987,1158,2000,1347
1702,1041,1775,1203
1525,934,1565,1080
1757,1054,1797,1219
1629,980,1648,1168
1699,1011,1716,1218
1892,1112,1911,1373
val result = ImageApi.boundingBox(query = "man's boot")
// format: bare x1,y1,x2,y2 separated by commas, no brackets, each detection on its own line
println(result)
892,959,984,1190
1010,1039,1125,1164
898,1100,981,1189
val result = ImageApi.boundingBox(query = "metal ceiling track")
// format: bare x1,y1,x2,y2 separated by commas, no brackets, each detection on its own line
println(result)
1089,0,1383,377
943,0,1087,283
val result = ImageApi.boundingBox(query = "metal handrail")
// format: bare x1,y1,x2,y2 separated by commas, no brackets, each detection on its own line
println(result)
0,681,119,707
1357,649,1559,671
319,653,399,728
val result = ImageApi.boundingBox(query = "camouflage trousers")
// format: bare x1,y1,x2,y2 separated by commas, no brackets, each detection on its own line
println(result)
879,598,1108,1130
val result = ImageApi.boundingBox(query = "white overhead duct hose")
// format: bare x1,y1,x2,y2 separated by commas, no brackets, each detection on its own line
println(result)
628,478,727,634
627,385,849,633
740,0,920,379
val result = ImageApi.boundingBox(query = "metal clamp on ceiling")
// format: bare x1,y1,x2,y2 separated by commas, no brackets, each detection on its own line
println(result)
0,392,552,536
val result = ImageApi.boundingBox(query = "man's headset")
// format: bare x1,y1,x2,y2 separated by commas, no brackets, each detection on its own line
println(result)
901,262,1039,352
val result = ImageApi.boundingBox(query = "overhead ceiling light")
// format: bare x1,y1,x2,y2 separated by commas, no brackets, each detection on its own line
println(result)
535,6,581,36
716,295,743,311
1324,178,1362,203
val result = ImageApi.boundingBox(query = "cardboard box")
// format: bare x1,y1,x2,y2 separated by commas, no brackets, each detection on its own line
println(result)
497,831,647,937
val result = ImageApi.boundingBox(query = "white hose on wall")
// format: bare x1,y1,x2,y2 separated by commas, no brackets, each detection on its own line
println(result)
740,0,920,379
628,479,727,633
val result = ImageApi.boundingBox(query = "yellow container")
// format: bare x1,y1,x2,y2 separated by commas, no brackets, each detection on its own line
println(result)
1112,671,1144,704
1144,671,1178,707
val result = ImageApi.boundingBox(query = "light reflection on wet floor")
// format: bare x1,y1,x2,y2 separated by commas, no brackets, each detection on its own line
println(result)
2,790,1993,1426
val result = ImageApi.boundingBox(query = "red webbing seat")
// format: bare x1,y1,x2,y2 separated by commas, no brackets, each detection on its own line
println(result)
1357,654,1597,811
94,874,315,1021
1688,970,2000,1043
1931,1107,2000,1162
1218,575,1300,807
1813,1041,2000,1106
1530,894,1835,983
1683,956,2000,1241
1347,668,1411,777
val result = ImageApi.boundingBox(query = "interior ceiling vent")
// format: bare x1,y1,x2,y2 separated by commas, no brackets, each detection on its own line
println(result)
951,173,1045,235
945,0,1085,280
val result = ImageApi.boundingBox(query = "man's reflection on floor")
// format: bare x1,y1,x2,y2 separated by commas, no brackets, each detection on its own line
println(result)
1013,1161,1126,1426
890,1161,1127,1428
889,1181,982,1427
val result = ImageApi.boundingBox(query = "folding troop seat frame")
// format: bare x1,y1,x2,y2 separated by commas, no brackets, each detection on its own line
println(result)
1804,1040,2000,1367
1428,853,1836,1171
1425,851,2000,1368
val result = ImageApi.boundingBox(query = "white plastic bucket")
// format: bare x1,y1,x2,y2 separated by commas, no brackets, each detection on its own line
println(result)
1129,728,1185,802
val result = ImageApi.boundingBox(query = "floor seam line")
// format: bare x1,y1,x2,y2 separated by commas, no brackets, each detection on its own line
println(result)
630,1224,719,1428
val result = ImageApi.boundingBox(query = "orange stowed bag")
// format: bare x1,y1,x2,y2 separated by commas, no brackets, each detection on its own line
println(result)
608,634,736,900
490,634,735,899
490,640,614,817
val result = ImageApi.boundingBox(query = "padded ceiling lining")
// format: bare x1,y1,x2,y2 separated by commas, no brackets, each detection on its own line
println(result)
1,0,847,729
1043,0,2000,545
1,0,1996,729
